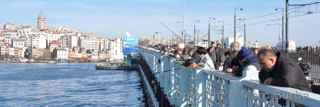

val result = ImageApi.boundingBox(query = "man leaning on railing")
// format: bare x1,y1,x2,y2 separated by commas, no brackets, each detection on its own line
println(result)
257,48,310,90
223,42,241,73
184,47,216,70
257,48,311,107
224,47,260,78
208,41,226,71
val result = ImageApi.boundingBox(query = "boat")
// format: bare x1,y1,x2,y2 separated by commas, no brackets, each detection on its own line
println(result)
95,63,137,70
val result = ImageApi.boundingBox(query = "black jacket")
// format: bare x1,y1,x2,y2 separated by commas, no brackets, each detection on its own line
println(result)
259,51,310,91
215,47,226,65
207,47,217,63
223,50,239,69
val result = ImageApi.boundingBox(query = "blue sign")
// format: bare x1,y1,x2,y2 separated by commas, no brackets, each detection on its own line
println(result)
123,32,138,56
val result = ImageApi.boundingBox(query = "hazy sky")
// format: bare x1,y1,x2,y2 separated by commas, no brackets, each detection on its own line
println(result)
0,0,319,45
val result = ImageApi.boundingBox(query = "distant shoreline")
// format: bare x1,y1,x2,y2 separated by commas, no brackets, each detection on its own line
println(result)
0,60,101,64
0,62,98,64
0,60,123,64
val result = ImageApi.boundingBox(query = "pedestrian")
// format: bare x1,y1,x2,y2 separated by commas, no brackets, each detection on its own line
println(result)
215,42,225,70
188,47,215,70
174,43,185,60
257,48,310,107
225,47,260,77
236,47,260,77
207,42,217,64
257,48,310,91
224,42,241,73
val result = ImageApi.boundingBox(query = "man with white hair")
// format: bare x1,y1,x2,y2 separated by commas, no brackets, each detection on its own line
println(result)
224,42,241,73
188,46,216,70
174,43,185,60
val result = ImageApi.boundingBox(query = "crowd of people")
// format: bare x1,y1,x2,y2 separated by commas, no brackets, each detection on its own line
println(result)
151,41,314,94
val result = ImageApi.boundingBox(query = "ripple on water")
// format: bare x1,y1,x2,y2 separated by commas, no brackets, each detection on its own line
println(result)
0,64,144,107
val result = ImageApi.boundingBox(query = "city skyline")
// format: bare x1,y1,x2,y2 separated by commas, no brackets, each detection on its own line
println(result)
1,0,320,46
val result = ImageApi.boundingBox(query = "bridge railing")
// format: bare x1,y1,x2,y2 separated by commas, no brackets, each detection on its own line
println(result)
242,81,320,107
139,47,320,107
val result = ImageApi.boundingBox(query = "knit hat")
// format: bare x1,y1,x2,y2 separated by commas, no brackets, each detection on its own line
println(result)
238,47,254,60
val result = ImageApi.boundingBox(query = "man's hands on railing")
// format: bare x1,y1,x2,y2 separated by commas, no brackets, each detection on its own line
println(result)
185,63,201,69
225,68,233,73
263,78,273,85
217,63,224,71
224,65,240,76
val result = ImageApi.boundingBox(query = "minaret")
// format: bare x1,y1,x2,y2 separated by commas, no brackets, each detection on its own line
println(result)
37,12,48,31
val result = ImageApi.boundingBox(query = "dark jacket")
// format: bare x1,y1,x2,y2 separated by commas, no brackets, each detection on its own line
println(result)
191,52,202,64
223,50,239,70
259,69,272,83
259,51,310,91
215,47,225,67
207,47,217,63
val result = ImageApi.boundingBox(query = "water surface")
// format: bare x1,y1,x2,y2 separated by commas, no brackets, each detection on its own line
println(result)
0,63,143,107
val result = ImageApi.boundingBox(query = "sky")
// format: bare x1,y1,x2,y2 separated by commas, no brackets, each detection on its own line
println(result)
0,0,319,46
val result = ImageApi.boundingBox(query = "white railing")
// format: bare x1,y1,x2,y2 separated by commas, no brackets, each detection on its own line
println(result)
139,47,320,107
